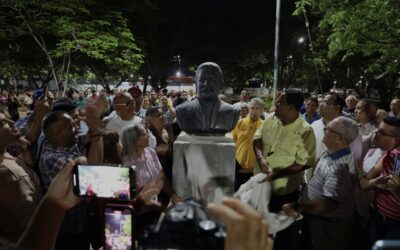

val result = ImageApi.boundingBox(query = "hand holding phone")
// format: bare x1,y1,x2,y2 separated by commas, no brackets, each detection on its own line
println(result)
387,175,400,199
371,174,390,190
138,181,162,207
393,154,400,175
47,157,87,210
41,86,48,99
73,164,136,200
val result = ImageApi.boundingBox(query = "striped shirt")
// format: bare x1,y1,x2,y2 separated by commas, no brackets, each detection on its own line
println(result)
375,149,400,220
304,147,356,218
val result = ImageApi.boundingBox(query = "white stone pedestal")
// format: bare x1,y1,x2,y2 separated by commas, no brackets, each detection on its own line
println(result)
172,132,236,203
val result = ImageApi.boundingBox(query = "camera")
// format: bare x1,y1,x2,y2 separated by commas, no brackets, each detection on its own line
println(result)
140,199,225,250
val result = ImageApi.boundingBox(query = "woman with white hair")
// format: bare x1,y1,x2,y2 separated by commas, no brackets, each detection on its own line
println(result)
121,123,178,201
121,123,179,235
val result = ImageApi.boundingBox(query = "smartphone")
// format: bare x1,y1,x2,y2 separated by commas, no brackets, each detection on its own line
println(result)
104,204,134,250
41,85,48,98
73,164,136,200
393,155,400,175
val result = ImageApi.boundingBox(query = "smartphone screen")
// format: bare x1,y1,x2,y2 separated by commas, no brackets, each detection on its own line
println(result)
104,205,133,250
393,155,400,175
73,165,135,200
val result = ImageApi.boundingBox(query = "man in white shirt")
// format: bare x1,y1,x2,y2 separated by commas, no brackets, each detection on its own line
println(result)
309,93,363,180
103,92,143,135
389,98,400,118
233,89,250,110
312,94,344,160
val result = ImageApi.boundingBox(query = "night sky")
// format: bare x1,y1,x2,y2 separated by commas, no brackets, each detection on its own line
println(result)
131,0,305,77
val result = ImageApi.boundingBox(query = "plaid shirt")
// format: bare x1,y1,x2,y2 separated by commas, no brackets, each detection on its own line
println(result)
14,115,31,135
39,136,89,234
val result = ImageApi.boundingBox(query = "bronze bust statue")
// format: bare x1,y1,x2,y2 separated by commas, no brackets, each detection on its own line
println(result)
175,62,239,134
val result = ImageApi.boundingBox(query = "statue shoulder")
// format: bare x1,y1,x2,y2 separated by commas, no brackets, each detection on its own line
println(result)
175,99,199,114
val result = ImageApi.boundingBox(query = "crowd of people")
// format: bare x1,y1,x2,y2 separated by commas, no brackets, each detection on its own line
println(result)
232,89,400,250
0,76,400,250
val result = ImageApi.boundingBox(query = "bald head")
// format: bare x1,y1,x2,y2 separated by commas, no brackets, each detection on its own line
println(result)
113,92,135,120
114,92,133,102
390,98,400,115
345,94,358,110
43,111,78,147
43,111,68,137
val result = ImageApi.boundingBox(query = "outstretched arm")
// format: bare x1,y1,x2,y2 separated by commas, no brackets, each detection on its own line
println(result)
17,157,86,250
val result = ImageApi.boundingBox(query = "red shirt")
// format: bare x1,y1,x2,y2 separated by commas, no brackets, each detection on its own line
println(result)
374,149,400,220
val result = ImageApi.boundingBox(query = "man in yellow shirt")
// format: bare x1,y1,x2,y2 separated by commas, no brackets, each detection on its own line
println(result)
253,89,316,250
232,97,264,191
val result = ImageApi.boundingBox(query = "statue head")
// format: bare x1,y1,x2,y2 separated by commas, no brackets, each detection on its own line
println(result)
196,62,223,100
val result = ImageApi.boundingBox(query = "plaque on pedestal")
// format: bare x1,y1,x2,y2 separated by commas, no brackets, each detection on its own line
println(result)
172,133,236,203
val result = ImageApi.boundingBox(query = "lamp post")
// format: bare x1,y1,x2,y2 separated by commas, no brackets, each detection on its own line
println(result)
272,0,281,106
302,10,322,93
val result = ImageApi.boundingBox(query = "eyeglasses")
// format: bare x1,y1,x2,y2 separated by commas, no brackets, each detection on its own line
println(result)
323,126,343,136
113,100,134,107
376,128,398,138
320,100,337,105
139,132,148,137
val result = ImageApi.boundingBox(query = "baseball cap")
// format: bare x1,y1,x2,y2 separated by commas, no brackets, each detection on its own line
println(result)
128,87,142,98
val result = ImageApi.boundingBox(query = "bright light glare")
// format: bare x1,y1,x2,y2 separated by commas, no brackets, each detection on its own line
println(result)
298,37,305,44
176,71,181,77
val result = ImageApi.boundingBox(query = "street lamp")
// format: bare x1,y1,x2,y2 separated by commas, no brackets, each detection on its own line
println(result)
173,55,181,77
297,36,307,62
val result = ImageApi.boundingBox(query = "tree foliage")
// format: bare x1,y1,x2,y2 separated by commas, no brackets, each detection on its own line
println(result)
294,0,400,99
0,0,144,92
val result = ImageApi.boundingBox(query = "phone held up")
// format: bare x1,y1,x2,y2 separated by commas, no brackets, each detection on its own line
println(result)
104,204,134,250
73,164,136,201
393,154,400,176
41,85,48,98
